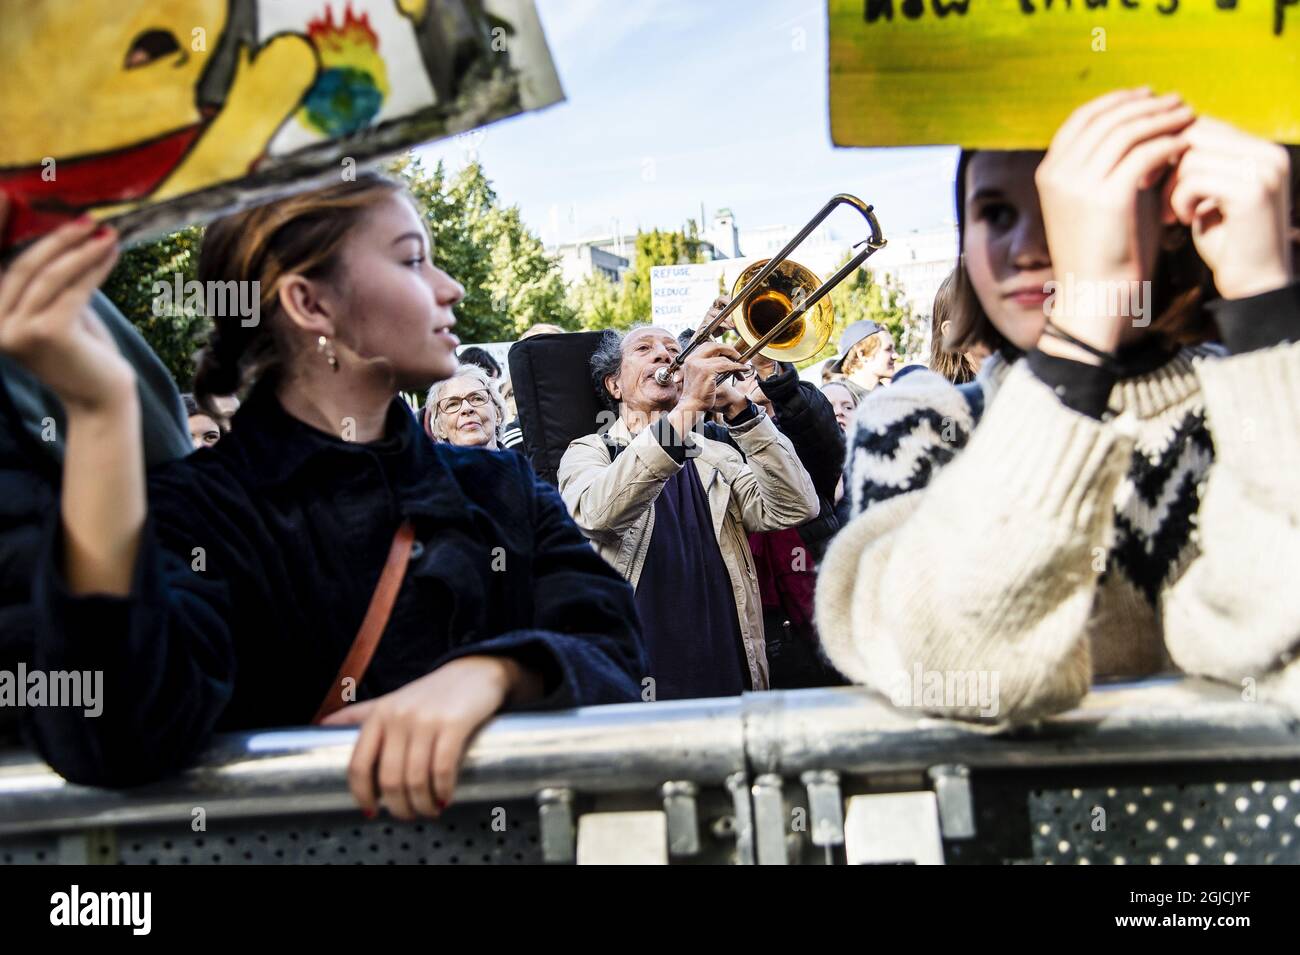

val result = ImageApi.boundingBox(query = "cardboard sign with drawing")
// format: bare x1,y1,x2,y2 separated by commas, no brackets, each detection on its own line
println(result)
0,0,562,250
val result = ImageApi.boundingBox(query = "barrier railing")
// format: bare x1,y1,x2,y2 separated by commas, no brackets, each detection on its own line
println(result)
2,679,1299,863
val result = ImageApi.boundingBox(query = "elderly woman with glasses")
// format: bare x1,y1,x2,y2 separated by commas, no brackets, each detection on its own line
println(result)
424,363,507,450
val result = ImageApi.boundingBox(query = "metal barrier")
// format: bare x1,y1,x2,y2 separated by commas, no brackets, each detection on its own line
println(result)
2,679,1299,864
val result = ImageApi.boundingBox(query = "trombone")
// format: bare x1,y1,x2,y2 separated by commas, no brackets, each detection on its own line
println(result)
654,194,886,386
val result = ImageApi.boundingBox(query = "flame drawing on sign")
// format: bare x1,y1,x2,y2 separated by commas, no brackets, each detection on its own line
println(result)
298,3,390,136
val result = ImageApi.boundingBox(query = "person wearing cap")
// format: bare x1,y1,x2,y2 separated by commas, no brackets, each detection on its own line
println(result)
829,319,897,393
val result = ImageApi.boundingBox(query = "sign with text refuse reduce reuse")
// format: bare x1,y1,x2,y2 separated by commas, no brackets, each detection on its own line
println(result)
650,259,764,339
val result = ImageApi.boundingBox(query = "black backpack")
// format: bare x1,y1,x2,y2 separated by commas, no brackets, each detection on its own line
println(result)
507,331,609,486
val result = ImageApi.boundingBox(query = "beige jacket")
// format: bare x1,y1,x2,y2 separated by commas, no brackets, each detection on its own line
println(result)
558,412,820,690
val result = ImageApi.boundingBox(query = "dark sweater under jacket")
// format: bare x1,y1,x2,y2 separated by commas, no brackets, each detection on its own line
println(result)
29,383,645,787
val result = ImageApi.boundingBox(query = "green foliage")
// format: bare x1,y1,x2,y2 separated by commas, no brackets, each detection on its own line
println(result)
570,221,706,330
485,205,576,337
391,155,575,342
101,225,208,389
615,222,705,330
107,157,578,385
570,272,624,330
797,255,923,371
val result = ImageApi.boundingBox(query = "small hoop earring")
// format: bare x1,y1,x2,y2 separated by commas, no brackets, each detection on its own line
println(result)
317,335,339,372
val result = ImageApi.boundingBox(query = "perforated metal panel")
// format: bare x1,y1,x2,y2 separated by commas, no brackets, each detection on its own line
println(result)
120,802,542,865
1030,779,1300,865
0,801,544,865
0,833,63,865
8,769,1300,865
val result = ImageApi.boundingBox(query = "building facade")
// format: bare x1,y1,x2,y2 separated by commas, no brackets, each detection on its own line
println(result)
551,209,958,326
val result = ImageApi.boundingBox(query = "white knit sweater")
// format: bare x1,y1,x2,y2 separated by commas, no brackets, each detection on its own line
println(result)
815,343,1300,723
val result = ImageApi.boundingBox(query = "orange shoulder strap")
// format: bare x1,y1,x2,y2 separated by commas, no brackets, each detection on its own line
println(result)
312,520,416,725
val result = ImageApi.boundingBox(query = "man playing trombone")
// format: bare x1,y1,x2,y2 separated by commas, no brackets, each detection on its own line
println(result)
557,325,819,701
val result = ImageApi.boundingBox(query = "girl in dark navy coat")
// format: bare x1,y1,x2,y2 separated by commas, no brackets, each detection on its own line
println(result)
0,175,644,817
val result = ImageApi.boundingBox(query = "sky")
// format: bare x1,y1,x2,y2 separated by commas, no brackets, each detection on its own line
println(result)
414,0,959,248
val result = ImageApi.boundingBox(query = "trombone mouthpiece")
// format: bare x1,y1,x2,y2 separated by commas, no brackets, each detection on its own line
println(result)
654,367,673,385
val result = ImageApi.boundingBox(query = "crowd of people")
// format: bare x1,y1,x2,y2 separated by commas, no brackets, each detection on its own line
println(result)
0,88,1297,819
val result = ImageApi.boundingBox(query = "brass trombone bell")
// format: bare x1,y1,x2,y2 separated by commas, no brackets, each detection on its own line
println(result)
729,257,834,365
654,193,885,386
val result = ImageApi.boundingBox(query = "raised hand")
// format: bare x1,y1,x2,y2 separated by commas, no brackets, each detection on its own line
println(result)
0,199,131,411
676,341,750,413
1164,117,1293,300
1035,88,1195,357
0,195,144,597
702,294,735,336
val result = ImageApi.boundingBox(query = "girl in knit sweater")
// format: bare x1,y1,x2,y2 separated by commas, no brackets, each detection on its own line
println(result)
816,89,1300,723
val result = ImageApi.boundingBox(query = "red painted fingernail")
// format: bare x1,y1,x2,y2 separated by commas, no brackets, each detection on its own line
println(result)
435,799,448,812
362,808,376,819
92,225,113,239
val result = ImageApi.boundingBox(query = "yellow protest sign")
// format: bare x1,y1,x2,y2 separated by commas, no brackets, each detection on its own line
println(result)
829,0,1300,148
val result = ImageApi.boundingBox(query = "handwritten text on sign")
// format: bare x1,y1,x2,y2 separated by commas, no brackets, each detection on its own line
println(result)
829,0,1300,148
650,260,761,338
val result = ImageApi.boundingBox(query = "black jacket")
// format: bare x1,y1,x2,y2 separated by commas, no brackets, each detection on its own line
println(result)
30,384,645,787
753,365,848,685
0,293,190,741
0,377,57,739
707,364,844,553
754,364,845,504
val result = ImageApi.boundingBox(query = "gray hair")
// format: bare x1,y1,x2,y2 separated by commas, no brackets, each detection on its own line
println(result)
425,364,507,444
590,323,658,414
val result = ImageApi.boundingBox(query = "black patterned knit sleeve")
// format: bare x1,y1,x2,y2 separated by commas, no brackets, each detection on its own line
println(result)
842,368,984,521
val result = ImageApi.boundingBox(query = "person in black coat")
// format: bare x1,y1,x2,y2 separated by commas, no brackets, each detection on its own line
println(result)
0,376,58,745
1,175,644,817
742,357,844,530
0,289,191,744
737,356,848,688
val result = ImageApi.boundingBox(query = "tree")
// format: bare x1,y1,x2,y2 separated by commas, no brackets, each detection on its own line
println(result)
566,222,704,330
392,155,574,342
101,225,209,389
615,222,705,329
570,273,623,330
484,205,575,336
568,227,705,330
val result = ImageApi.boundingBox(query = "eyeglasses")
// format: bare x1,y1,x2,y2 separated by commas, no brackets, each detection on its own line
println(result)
436,390,490,416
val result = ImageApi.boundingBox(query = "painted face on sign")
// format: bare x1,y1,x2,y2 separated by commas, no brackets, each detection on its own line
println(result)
0,0,318,246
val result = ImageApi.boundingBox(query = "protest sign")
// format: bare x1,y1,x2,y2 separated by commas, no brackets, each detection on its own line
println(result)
0,0,563,250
